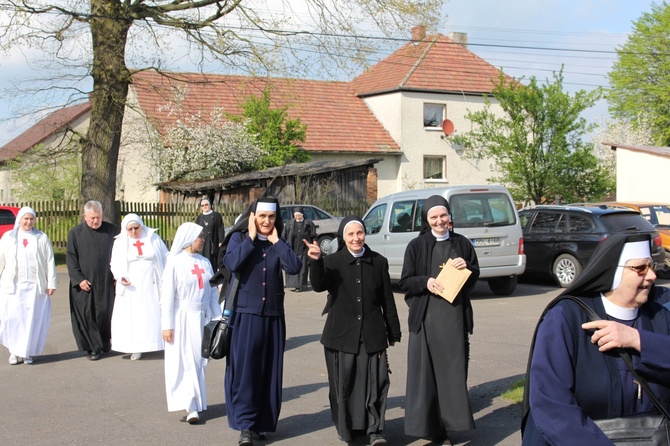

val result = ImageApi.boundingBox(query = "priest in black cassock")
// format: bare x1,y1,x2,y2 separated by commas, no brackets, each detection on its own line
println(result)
194,198,225,270
66,200,117,361
282,207,316,292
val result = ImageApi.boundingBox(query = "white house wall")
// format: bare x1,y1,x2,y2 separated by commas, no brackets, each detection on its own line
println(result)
362,90,503,198
118,89,161,203
616,148,670,202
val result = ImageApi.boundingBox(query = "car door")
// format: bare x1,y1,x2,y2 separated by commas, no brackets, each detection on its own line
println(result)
523,211,565,274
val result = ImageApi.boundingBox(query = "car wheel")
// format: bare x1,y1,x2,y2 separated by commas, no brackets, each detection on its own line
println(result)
317,235,334,255
553,254,582,288
488,276,517,296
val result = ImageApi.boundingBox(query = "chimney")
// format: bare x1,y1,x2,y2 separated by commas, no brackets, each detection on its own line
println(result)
411,25,426,42
448,32,468,48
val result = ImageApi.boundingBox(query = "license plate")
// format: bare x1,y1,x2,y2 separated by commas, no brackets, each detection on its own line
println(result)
472,238,500,247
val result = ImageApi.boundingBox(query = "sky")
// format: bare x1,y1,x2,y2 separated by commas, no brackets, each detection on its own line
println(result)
0,0,658,147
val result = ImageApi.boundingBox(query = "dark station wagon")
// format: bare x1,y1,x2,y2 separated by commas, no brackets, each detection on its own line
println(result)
518,205,664,287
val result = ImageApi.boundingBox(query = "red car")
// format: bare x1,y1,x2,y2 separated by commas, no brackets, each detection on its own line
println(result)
0,206,21,239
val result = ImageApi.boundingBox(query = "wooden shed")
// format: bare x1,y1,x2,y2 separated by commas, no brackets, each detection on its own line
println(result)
156,158,382,217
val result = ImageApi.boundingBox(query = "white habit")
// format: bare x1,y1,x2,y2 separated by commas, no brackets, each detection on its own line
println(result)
160,249,221,413
110,227,168,353
0,225,57,358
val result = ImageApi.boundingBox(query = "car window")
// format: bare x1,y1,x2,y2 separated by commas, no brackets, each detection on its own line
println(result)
529,211,562,233
643,205,670,228
390,200,416,233
312,207,331,220
519,212,532,230
301,207,318,221
0,210,16,226
363,204,387,235
568,214,594,233
280,207,291,222
601,213,655,232
449,193,517,228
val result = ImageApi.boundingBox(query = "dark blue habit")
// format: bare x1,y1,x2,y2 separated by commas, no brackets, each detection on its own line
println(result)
223,231,302,432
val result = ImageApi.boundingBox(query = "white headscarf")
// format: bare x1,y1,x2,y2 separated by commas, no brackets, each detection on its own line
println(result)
12,206,37,237
611,240,651,290
116,213,147,239
169,222,203,257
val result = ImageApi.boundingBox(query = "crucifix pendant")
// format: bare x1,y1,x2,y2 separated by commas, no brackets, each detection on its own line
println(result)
633,379,642,400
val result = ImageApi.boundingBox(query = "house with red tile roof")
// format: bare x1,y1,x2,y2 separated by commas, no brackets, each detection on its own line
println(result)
0,27,510,203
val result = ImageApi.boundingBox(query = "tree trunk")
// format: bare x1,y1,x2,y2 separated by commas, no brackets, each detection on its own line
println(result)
80,0,132,224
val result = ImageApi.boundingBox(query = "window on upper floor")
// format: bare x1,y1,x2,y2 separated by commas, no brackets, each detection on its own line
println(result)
424,156,446,181
423,103,445,128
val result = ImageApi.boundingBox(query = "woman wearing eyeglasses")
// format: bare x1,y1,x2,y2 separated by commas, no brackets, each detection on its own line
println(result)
110,214,168,360
521,233,670,445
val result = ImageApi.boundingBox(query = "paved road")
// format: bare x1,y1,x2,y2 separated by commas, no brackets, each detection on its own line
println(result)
0,268,569,445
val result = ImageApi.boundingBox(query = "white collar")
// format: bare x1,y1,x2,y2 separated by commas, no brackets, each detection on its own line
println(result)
600,294,638,321
432,230,450,241
348,247,365,258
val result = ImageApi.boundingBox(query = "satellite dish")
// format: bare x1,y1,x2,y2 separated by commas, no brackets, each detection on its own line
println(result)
441,119,455,136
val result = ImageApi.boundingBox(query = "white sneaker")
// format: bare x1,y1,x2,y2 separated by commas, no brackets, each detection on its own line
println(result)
186,411,199,424
130,353,142,361
23,356,33,364
9,354,19,365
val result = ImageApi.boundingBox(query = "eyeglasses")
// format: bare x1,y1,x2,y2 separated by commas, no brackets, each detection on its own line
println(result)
619,262,657,276
127,226,141,231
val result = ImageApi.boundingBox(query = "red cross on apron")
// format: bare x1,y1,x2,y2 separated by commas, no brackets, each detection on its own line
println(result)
22,239,28,248
191,264,205,289
133,239,144,256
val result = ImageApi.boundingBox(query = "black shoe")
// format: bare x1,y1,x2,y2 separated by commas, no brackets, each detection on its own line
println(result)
431,434,452,446
293,288,301,292
370,433,387,446
238,430,253,446
88,352,100,361
250,431,266,440
102,343,111,353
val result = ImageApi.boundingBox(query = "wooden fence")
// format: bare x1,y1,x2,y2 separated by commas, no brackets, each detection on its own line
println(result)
4,199,368,248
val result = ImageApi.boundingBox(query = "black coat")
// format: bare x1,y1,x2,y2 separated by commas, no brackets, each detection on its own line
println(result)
399,231,479,334
309,246,402,354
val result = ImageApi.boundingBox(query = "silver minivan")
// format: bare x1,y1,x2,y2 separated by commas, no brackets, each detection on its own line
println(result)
362,185,526,295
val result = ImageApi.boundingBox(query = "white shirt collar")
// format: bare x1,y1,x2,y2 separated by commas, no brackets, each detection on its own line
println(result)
432,230,450,241
600,294,638,321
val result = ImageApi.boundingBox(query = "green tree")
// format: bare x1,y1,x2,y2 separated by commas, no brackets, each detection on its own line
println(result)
1,0,445,222
8,143,81,201
454,71,610,204
608,1,670,145
231,88,309,168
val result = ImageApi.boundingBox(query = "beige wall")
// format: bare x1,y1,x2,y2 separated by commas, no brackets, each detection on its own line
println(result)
361,90,503,198
616,148,670,202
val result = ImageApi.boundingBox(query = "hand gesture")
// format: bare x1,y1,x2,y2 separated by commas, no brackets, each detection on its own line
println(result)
268,226,279,244
248,212,257,240
304,239,322,260
582,320,641,352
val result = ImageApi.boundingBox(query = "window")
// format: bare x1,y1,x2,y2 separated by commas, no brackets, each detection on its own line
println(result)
390,200,416,233
529,212,562,233
424,156,445,180
424,103,445,128
362,204,387,235
568,215,593,233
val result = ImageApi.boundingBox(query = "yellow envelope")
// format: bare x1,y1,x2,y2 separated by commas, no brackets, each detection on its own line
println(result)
435,258,472,303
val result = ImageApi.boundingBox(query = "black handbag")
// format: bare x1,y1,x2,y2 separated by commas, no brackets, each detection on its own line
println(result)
202,272,239,360
561,296,670,445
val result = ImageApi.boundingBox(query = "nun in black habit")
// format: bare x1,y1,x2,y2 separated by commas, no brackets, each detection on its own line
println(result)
306,216,401,446
221,197,302,446
399,195,479,445
521,233,670,445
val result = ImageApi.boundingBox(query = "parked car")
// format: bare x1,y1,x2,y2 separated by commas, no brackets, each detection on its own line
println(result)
279,204,343,253
572,202,670,277
362,185,526,295
0,206,20,239
518,205,665,288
